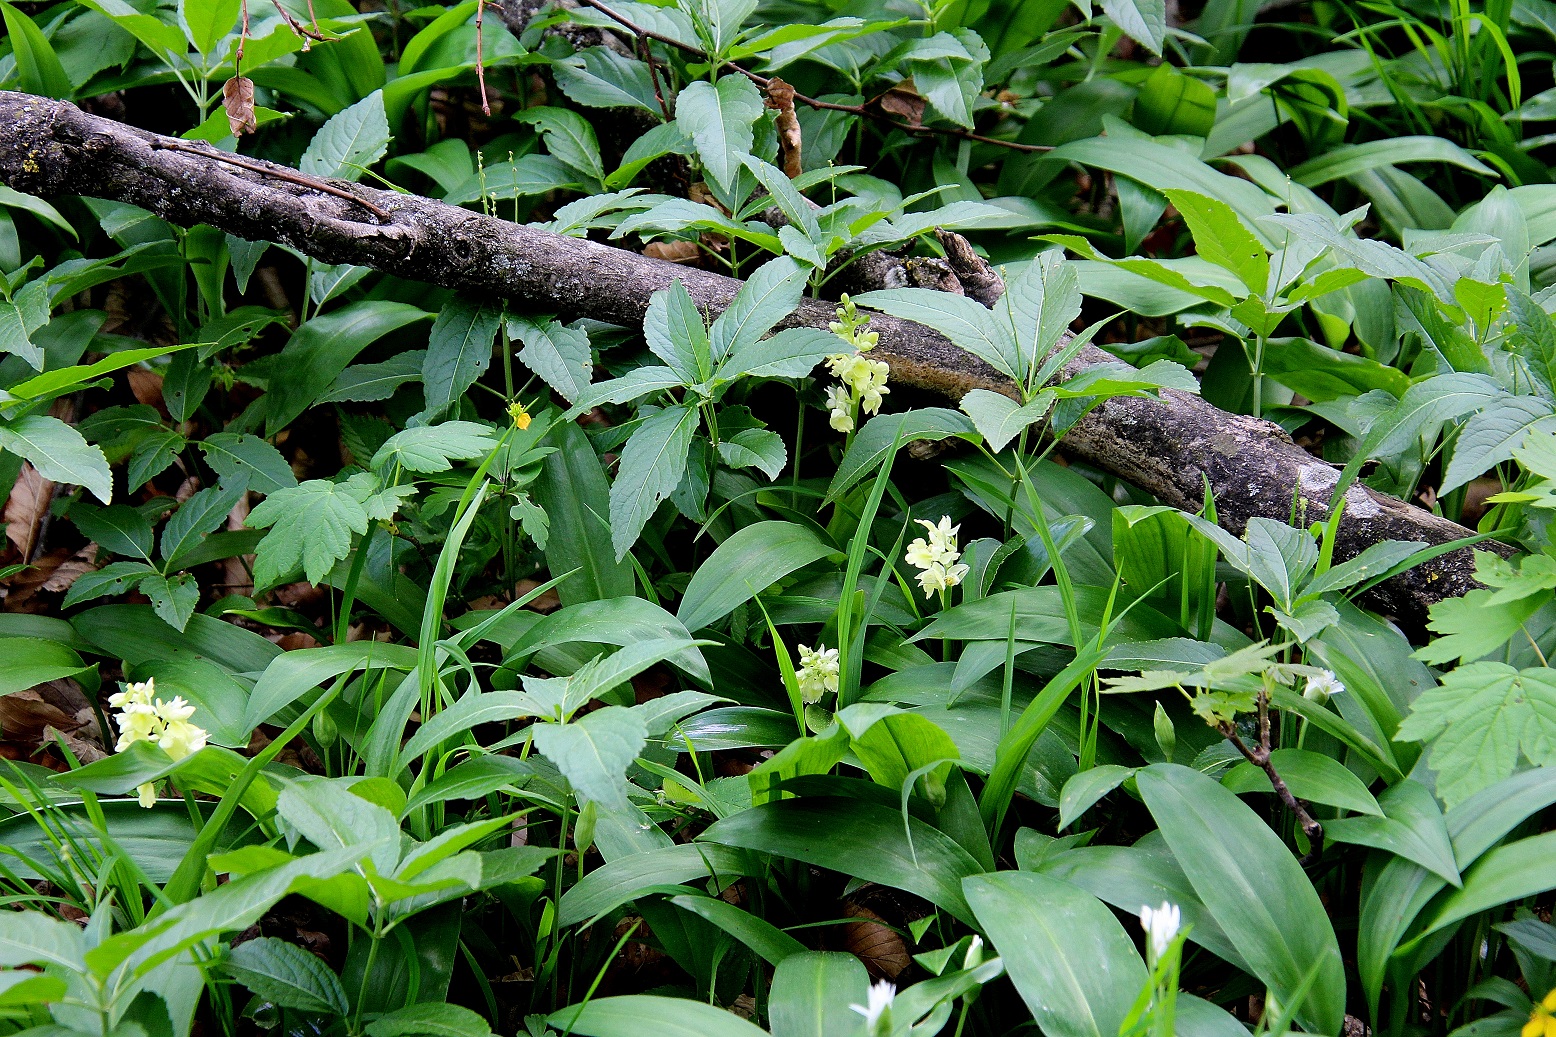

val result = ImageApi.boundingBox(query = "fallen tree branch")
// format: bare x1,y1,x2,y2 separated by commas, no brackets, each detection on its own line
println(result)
0,91,1501,625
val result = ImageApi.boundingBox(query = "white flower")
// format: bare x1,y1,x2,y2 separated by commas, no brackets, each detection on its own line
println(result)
850,979,896,1033
963,933,985,970
110,678,208,809
1303,670,1345,704
796,644,840,704
1140,901,1181,962
825,384,854,433
906,517,966,598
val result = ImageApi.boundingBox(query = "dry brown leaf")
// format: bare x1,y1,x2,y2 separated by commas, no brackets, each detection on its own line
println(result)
765,78,803,179
841,902,910,980
875,80,926,127
513,578,562,612
44,724,107,764
40,544,97,595
223,76,258,136
642,241,702,265
1,690,82,745
3,464,51,558
127,367,164,409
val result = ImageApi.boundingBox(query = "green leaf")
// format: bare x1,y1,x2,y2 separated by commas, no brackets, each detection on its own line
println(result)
162,483,247,569
371,421,496,474
645,280,712,384
1221,748,1382,817
677,520,835,631
1058,764,1134,830
668,893,806,965
365,1003,492,1037
72,502,154,560
278,776,401,876
510,316,593,403
514,106,605,186
700,797,985,924
532,706,648,812
716,428,787,480
141,572,199,632
0,910,87,968
1324,779,1459,885
1136,764,1344,1035
1163,189,1268,297
768,952,869,1037
827,408,976,501
0,637,93,696
1442,398,1556,495
1134,64,1216,136
421,297,504,421
321,351,426,405
1417,829,1556,938
1289,137,1497,187
246,641,417,733
709,255,808,362
557,842,754,927
534,419,634,605
225,936,349,1015
179,0,239,56
549,996,769,1037
1413,588,1540,667
199,432,297,494
965,871,1146,1037
0,414,111,503
0,2,73,99
60,560,157,609
609,403,698,560
300,90,391,181
247,478,373,587
1396,662,1556,808
676,75,762,193
854,289,1019,382
1099,0,1166,53
960,388,1053,453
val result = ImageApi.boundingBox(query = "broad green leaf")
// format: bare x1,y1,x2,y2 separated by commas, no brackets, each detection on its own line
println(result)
179,0,239,55
141,572,199,632
1396,662,1556,807
557,842,754,927
768,952,869,1037
855,289,1019,381
965,871,1146,1037
700,797,985,924
514,106,605,185
534,419,634,605
421,297,504,421
645,280,711,384
1289,137,1497,187
1417,829,1556,938
224,936,349,1015
1134,63,1216,135
246,641,417,733
1058,764,1134,830
1136,764,1345,1035
1100,0,1166,53
247,478,373,587
716,428,787,480
1221,748,1382,817
510,316,593,402
364,1002,492,1037
1163,189,1268,296
1324,779,1458,884
549,995,769,1037
676,75,762,193
960,388,1053,452
668,894,806,965
532,706,648,812
199,432,297,494
277,776,401,876
322,351,427,405
1442,398,1556,494
0,2,72,98
0,910,87,968
0,414,111,503
609,403,698,560
827,408,976,500
74,603,281,674
0,637,93,696
677,520,836,631
301,91,391,181
162,483,246,568
709,255,808,362
372,421,496,473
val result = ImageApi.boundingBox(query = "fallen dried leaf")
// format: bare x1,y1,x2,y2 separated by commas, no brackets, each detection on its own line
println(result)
223,76,258,136
3,465,52,558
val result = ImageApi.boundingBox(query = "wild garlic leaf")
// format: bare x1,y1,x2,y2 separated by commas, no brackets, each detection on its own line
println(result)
1396,662,1556,807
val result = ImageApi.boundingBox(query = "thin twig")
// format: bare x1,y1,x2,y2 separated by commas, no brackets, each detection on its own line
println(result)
1221,700,1325,866
269,0,327,43
475,0,491,115
572,0,1052,154
237,0,249,76
148,139,392,222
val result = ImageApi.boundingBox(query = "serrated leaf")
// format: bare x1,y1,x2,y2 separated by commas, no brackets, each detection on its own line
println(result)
61,561,157,609
247,479,373,587
676,75,762,193
371,421,496,474
608,404,698,560
716,428,786,480
225,937,349,1016
162,483,246,569
1396,662,1556,807
1414,588,1542,667
960,388,1053,452
0,415,111,503
1099,0,1166,54
1442,398,1556,495
300,91,390,181
509,317,593,403
141,572,200,632
514,106,605,186
199,432,297,495
421,296,504,422
320,350,427,405
1163,189,1269,297
854,288,1019,381
531,706,648,813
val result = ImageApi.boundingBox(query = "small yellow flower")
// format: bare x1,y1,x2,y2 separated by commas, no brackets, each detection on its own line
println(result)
795,644,840,704
1524,989,1556,1037
507,399,533,430
905,516,967,598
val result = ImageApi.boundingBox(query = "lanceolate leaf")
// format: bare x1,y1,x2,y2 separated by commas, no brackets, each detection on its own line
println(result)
532,706,648,812
676,75,763,193
421,297,504,421
608,404,698,560
0,415,112,503
510,316,593,402
300,91,391,181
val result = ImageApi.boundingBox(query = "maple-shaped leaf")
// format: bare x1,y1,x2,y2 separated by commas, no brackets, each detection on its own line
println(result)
1396,662,1556,807
247,478,373,588
1413,588,1543,666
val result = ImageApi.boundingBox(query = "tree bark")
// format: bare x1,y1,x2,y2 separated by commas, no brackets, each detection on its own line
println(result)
0,91,1500,626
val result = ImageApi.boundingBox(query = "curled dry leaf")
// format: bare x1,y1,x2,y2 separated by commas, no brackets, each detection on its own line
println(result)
223,76,258,136
874,80,926,127
765,77,803,179
840,901,910,980
642,240,702,264
3,464,51,558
